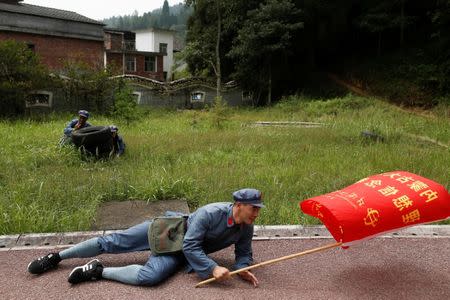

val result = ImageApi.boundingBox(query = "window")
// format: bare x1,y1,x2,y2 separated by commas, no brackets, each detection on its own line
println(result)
125,55,136,72
191,91,205,103
145,56,156,72
159,43,168,55
132,92,142,104
26,91,52,108
123,40,136,51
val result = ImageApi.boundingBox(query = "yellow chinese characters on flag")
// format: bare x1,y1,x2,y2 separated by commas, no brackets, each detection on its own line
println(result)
300,171,450,246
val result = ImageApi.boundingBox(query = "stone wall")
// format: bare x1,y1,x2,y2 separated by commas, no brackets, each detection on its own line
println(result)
25,75,246,115
123,75,245,109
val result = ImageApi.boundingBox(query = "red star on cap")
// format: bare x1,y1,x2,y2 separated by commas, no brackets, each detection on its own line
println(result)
227,217,233,226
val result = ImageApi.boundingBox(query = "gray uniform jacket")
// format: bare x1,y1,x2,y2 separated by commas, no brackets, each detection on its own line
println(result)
183,202,254,279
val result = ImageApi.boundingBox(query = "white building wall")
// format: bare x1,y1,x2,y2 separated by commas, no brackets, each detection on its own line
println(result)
135,30,155,52
135,28,174,81
153,31,174,80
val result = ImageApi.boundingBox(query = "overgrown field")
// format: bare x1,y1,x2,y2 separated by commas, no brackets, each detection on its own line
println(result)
0,94,449,234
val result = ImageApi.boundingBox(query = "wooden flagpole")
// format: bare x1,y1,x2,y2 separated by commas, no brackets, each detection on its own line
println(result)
195,241,342,288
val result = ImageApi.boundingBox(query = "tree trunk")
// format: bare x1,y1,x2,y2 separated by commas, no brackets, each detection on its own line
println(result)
377,32,382,57
267,63,272,106
215,0,221,98
400,0,405,46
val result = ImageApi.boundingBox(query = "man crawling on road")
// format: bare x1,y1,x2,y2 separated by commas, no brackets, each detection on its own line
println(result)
27,188,264,287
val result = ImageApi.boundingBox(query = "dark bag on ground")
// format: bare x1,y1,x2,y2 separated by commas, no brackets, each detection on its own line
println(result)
148,216,187,255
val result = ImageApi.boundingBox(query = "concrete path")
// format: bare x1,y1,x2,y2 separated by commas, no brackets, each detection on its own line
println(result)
1,226,449,299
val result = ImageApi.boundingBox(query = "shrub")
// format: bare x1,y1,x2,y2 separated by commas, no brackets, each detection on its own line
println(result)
113,82,139,124
210,96,231,128
59,60,116,113
0,40,49,116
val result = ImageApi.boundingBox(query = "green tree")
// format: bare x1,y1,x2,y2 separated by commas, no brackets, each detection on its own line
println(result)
103,2,191,31
228,0,303,105
356,0,416,56
113,81,139,124
60,60,116,113
0,40,49,116
185,0,225,97
183,0,449,105
160,0,171,28
185,1,261,97
209,95,230,129
429,0,450,93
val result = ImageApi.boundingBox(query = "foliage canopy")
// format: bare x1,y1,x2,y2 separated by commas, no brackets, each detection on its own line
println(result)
184,0,450,105
0,40,49,116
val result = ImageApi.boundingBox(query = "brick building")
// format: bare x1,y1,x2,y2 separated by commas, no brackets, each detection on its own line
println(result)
104,29,164,81
0,0,105,70
0,1,169,82
0,1,244,110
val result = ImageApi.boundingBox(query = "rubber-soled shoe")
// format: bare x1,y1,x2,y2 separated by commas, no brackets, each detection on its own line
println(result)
27,253,61,274
68,259,104,284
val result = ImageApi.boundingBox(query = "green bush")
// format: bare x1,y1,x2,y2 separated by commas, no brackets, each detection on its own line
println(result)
210,96,231,129
113,82,139,124
59,60,116,113
0,40,49,116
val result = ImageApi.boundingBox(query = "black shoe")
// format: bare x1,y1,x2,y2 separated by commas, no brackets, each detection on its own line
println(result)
27,253,61,274
68,259,103,284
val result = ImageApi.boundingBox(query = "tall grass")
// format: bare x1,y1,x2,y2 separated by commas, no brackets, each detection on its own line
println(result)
0,94,449,234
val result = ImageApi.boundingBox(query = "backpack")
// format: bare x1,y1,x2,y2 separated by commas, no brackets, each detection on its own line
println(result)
148,216,187,255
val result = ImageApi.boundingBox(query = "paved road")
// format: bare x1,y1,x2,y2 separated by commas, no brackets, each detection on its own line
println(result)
2,237,449,300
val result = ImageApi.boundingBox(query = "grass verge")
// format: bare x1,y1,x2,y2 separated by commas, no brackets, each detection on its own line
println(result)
0,94,448,233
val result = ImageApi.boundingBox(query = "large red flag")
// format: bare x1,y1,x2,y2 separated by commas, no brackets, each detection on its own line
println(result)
300,171,450,246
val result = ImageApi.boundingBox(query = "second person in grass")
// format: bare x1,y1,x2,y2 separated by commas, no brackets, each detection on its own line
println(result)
110,125,125,157
59,110,91,145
